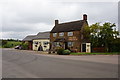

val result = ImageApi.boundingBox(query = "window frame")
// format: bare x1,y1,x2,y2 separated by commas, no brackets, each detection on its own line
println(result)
68,32,73,36
53,33,57,37
43,41,49,45
53,42,60,47
59,32,64,36
34,41,38,44
68,42,74,47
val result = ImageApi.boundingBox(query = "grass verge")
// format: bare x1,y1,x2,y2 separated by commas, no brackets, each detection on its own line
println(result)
70,52,120,55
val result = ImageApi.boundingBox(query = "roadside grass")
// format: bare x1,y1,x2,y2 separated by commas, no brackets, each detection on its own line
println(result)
2,41,22,48
70,52,120,55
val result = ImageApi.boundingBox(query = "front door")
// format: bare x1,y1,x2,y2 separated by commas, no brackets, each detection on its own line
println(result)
82,44,86,52
38,45,43,51
65,42,68,49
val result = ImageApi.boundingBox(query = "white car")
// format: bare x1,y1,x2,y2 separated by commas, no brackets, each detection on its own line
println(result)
14,45,21,49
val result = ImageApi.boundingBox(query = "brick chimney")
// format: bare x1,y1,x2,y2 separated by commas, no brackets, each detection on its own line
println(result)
55,20,59,26
83,14,87,20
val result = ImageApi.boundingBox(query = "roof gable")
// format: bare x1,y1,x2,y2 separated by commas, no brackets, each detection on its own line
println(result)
50,20,88,33
33,31,50,39
22,35,36,41
22,32,50,41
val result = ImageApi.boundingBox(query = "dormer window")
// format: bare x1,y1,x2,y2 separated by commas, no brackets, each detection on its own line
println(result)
59,32,64,36
68,32,73,36
53,33,57,37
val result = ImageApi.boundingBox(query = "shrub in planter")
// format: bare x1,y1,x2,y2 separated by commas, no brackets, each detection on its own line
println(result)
57,48,64,55
63,49,71,55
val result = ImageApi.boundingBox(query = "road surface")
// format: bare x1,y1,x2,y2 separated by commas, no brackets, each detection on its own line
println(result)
2,48,118,78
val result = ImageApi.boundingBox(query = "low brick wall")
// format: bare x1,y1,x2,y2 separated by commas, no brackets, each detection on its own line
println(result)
92,47,106,52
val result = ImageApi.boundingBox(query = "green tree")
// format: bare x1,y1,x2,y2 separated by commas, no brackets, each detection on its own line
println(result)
84,22,119,52
109,38,120,52
2,40,7,46
98,23,119,51
21,42,29,50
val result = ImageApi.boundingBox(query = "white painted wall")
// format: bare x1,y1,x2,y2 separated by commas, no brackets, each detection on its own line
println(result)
81,43,91,53
86,43,91,53
33,39,50,51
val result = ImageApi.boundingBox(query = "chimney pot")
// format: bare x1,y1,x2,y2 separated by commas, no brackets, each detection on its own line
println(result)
55,20,59,26
83,14,87,20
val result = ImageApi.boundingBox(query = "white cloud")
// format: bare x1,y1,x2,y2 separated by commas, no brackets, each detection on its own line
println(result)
1,0,118,39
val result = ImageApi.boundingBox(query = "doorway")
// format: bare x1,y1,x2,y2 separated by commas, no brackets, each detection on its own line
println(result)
65,42,68,49
82,43,86,52
38,45,43,51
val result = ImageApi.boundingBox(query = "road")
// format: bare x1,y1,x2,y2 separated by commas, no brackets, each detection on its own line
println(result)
2,48,118,78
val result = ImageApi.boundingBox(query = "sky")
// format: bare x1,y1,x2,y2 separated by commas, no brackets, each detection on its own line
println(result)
0,0,119,40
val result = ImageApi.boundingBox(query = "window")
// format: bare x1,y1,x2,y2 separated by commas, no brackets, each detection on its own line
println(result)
43,42,49,45
68,32,73,36
35,45,37,47
56,42,60,47
68,42,74,47
34,41,38,47
53,33,57,37
53,42,60,47
59,32,64,36
34,41,38,44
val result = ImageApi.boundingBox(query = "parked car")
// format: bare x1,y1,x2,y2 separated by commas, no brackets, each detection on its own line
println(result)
14,45,22,49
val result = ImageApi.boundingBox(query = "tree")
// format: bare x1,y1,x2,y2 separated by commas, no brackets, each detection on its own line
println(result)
98,23,119,51
109,38,120,52
84,22,119,52
2,40,7,46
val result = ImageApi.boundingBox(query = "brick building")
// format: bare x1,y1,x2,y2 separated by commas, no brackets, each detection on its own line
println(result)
50,14,91,53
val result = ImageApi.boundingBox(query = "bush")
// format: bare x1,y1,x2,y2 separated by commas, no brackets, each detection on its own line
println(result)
3,44,12,48
57,48,71,55
2,41,22,48
63,49,71,55
57,48,64,55
21,43,28,50
2,40,7,45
